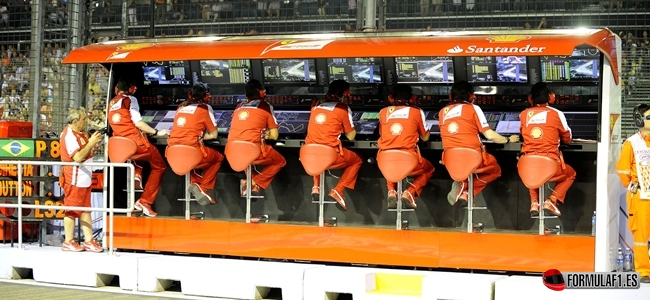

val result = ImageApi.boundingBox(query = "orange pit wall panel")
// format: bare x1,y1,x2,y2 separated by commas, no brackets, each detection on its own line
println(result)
109,216,595,272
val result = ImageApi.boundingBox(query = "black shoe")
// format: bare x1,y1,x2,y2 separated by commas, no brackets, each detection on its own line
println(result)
387,190,397,210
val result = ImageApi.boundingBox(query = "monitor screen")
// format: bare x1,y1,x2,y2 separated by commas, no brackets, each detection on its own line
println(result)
142,110,175,130
328,58,383,84
263,59,316,83
496,56,527,82
353,111,380,135
483,111,503,129
467,57,496,82
274,110,311,134
214,110,234,134
540,47,600,82
200,60,251,84
395,56,454,83
494,112,521,135
564,111,598,140
424,111,439,134
142,61,191,85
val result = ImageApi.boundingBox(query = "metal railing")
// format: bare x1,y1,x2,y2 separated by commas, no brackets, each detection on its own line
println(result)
0,160,135,255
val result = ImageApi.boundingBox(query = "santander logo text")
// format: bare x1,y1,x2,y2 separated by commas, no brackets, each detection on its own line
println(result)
446,45,546,54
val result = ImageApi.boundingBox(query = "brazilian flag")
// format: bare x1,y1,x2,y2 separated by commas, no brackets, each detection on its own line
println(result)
0,140,35,158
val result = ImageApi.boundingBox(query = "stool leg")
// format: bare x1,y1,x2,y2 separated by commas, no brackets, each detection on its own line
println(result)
396,180,403,230
318,171,325,227
185,174,191,220
538,185,545,235
246,165,252,223
467,175,473,233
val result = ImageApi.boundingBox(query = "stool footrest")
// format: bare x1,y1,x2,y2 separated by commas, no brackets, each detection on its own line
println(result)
531,216,559,219
464,207,488,210
241,195,265,199
311,200,337,204
177,198,197,202
123,189,144,192
388,208,415,212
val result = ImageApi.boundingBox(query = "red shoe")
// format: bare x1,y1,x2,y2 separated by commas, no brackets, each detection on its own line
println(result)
134,200,157,217
327,189,347,211
189,183,216,205
447,181,468,206
530,201,540,217
311,186,320,203
134,175,143,191
240,179,261,197
83,239,104,253
387,190,398,210
543,199,561,216
62,240,84,252
401,189,417,209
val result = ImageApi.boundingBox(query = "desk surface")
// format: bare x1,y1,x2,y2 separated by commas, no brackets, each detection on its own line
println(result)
150,137,598,152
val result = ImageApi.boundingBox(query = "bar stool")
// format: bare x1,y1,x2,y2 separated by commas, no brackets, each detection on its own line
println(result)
377,150,419,230
166,145,205,220
517,154,561,235
299,144,346,227
107,136,150,193
441,147,489,233
224,141,270,223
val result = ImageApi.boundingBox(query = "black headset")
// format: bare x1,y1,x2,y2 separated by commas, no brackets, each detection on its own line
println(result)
634,104,650,128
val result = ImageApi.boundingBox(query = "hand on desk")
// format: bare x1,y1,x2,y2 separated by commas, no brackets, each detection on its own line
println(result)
156,129,170,136
508,135,520,143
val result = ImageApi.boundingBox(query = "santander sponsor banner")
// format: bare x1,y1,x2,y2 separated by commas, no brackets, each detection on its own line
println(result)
446,44,546,54
446,35,548,55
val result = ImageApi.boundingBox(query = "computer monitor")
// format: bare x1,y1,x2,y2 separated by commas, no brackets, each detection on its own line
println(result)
262,59,316,83
328,58,383,84
214,110,234,134
395,56,454,83
142,61,191,85
494,112,521,135
564,111,598,140
274,110,311,135
150,110,176,131
467,56,528,83
200,60,251,84
540,47,600,82
496,56,528,83
353,111,380,135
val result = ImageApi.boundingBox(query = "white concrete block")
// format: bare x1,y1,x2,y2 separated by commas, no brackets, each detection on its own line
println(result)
495,275,650,300
138,255,320,300
305,266,448,300
422,272,506,300
0,245,141,291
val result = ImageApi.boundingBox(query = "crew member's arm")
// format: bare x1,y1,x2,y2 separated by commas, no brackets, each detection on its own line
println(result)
343,106,356,141
417,108,430,142
70,132,102,163
473,105,518,144
264,104,279,140
129,96,168,136
556,110,573,144
518,110,526,144
616,141,633,187
203,105,219,140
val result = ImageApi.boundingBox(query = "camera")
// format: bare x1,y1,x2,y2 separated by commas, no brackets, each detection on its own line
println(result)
89,127,108,135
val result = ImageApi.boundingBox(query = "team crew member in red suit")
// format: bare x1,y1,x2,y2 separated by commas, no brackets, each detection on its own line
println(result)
305,80,362,211
167,84,224,206
520,82,575,216
228,79,286,196
107,78,168,217
440,81,519,206
59,107,104,252
377,84,434,210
